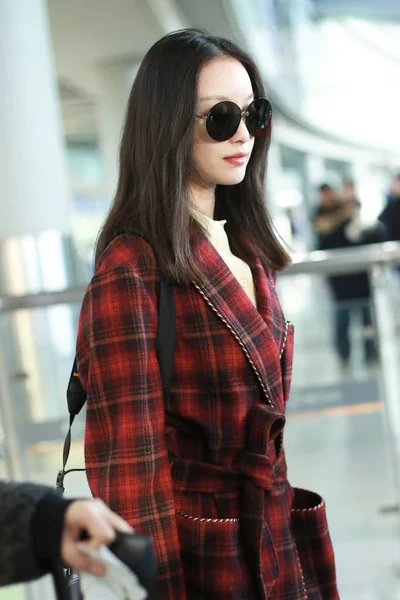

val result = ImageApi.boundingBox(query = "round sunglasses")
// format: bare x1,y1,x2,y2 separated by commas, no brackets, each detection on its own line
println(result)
196,98,272,142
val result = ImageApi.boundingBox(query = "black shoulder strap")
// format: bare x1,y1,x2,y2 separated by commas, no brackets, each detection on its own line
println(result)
56,275,176,492
155,275,176,398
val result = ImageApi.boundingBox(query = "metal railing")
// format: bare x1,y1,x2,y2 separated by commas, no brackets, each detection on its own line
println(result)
284,241,400,276
0,242,399,311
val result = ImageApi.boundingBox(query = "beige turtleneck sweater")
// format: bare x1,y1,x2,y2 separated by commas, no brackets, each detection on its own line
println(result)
192,210,257,307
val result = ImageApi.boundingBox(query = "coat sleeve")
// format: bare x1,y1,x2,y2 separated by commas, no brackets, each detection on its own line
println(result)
77,265,186,600
0,481,70,586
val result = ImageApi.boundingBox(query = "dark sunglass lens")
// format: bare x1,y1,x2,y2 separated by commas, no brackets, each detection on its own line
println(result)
246,99,272,138
206,101,242,142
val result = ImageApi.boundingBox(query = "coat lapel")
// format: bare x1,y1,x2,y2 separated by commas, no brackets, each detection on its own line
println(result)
191,227,286,413
251,256,288,360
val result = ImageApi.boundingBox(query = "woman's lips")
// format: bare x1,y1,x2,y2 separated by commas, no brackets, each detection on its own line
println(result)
223,153,248,166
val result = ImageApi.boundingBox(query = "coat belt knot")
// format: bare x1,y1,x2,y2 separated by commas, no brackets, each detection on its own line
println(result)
170,404,287,597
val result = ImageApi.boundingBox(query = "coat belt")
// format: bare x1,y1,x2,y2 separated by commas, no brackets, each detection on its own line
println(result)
170,405,286,598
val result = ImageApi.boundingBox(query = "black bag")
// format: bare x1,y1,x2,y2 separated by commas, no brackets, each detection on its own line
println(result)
52,531,158,600
54,276,176,600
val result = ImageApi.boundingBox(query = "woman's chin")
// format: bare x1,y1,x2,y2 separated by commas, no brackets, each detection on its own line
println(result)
216,168,247,186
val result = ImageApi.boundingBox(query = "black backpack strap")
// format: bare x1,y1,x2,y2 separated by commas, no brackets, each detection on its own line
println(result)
56,359,86,493
57,274,176,493
156,275,176,399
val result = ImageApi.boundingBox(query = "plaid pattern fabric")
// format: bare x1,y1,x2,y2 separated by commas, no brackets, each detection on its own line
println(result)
77,231,338,599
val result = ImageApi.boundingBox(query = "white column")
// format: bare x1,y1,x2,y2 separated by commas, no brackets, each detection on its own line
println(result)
96,61,138,201
0,12,77,600
0,0,71,238
0,0,76,495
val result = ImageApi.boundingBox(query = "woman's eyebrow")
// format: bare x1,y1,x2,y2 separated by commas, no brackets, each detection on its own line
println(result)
199,92,254,102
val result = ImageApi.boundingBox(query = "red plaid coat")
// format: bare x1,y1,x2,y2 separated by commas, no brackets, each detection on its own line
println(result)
77,229,339,599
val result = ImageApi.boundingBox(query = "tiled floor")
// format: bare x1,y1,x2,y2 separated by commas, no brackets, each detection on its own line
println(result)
335,538,400,600
285,413,400,599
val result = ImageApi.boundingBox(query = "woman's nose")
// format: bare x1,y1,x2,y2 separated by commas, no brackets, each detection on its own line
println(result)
233,115,251,142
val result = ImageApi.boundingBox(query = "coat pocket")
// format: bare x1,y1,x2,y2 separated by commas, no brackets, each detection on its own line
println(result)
290,488,339,599
175,511,256,600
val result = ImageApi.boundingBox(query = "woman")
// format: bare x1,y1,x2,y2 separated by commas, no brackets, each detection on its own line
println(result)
0,480,131,586
77,29,338,599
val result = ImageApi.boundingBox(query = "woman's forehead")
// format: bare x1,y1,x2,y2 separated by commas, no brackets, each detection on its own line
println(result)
198,58,253,103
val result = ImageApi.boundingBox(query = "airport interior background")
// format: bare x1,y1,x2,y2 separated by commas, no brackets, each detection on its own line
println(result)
1,0,400,598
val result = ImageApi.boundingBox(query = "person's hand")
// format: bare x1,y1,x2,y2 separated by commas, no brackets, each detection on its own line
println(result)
343,203,355,219
313,216,334,234
61,499,133,577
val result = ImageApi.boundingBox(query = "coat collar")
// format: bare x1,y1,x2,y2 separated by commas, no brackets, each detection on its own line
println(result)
190,224,287,413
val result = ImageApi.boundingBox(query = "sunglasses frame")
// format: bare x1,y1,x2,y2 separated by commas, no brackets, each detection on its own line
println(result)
196,98,272,142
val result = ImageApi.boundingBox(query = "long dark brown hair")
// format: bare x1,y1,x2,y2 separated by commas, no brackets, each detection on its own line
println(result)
95,29,290,282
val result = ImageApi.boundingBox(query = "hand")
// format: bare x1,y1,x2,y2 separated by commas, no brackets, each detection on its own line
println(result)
340,205,352,221
61,499,133,577
313,216,334,234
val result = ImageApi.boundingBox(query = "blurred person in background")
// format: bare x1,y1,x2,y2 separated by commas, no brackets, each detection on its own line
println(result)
313,181,378,368
379,174,400,243
341,179,385,245
342,179,360,210
76,29,339,600
312,183,345,249
0,479,132,587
